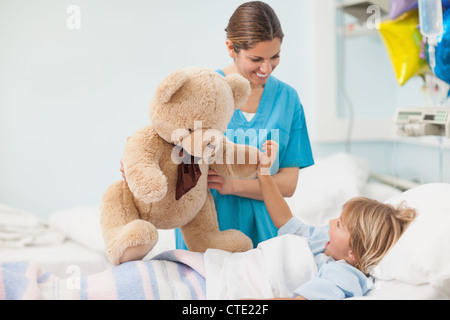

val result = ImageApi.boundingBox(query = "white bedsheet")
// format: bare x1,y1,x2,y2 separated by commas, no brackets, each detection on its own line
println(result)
204,234,317,300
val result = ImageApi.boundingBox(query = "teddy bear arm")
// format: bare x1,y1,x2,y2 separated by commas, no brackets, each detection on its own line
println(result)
122,128,168,204
210,139,260,179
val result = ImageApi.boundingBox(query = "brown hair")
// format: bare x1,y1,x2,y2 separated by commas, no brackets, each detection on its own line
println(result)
225,1,284,53
341,197,417,275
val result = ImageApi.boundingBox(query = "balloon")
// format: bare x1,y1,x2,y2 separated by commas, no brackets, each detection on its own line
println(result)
389,1,450,19
435,9,450,84
379,9,430,85
389,0,418,20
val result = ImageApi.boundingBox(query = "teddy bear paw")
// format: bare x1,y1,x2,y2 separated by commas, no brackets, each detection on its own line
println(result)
106,219,159,265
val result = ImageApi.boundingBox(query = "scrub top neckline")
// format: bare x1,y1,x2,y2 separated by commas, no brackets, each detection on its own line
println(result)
216,69,278,129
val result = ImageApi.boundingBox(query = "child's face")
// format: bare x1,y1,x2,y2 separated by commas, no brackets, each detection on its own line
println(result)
324,216,355,265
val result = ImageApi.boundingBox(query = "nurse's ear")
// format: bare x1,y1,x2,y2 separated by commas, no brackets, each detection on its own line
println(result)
225,39,238,59
225,73,251,109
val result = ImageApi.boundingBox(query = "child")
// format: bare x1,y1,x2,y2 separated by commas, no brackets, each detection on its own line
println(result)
257,141,417,300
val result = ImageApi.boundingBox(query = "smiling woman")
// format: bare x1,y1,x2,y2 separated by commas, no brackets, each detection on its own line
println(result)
175,1,315,250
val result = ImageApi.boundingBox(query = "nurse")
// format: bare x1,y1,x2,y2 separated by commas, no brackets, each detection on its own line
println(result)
175,1,314,249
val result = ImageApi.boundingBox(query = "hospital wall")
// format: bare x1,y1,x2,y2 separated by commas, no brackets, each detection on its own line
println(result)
309,0,450,185
0,0,448,220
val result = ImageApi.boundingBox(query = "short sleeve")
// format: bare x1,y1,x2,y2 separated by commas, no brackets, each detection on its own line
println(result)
280,93,314,169
277,217,305,236
278,217,329,255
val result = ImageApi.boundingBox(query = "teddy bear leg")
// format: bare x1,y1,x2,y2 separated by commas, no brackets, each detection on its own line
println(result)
180,191,253,253
100,181,159,265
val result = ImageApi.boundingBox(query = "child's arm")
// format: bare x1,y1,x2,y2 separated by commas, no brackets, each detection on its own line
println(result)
257,141,294,229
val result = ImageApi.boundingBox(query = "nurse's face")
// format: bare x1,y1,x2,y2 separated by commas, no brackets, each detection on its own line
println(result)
227,38,281,88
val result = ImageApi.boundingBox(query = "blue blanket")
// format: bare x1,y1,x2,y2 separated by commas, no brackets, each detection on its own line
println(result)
0,250,206,300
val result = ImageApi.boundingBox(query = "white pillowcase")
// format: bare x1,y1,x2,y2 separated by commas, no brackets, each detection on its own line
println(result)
373,183,450,298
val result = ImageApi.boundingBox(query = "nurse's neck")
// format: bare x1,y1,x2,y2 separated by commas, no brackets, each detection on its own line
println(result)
250,82,265,90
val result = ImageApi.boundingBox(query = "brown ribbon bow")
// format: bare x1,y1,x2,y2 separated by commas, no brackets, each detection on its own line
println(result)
175,148,202,200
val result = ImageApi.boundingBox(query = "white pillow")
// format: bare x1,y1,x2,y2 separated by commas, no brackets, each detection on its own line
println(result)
373,183,450,298
285,152,371,226
48,206,176,257
49,206,106,254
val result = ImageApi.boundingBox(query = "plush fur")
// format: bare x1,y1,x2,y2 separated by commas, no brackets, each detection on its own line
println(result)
100,66,259,265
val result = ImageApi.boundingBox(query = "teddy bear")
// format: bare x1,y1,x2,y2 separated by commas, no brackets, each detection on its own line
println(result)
100,66,260,265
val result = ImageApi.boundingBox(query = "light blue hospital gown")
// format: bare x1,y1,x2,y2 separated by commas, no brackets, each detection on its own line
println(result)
176,70,314,249
279,217,373,300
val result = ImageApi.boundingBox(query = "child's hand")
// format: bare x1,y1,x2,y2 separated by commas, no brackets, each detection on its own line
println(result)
258,140,279,176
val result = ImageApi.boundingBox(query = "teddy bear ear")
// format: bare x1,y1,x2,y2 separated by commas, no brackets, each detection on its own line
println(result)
225,74,251,109
156,68,189,104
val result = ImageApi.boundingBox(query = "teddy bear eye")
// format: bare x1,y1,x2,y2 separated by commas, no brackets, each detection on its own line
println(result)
188,128,193,132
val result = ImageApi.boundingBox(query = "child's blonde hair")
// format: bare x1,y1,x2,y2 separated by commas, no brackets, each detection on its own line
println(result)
341,197,417,275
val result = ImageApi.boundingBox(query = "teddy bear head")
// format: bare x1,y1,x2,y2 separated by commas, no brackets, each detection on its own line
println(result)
149,66,251,147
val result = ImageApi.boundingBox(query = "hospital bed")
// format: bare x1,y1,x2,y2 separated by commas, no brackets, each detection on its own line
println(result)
1,152,448,300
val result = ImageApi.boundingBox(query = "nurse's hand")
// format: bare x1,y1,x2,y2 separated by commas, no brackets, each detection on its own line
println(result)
120,136,131,185
207,169,235,195
120,159,128,185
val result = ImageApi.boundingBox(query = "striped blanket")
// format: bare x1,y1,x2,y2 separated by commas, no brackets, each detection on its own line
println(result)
0,250,206,300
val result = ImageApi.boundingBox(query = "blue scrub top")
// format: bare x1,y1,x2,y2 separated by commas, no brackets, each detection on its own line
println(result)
175,70,314,249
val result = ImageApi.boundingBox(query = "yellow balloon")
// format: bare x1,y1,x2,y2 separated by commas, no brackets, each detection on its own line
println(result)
378,9,429,85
